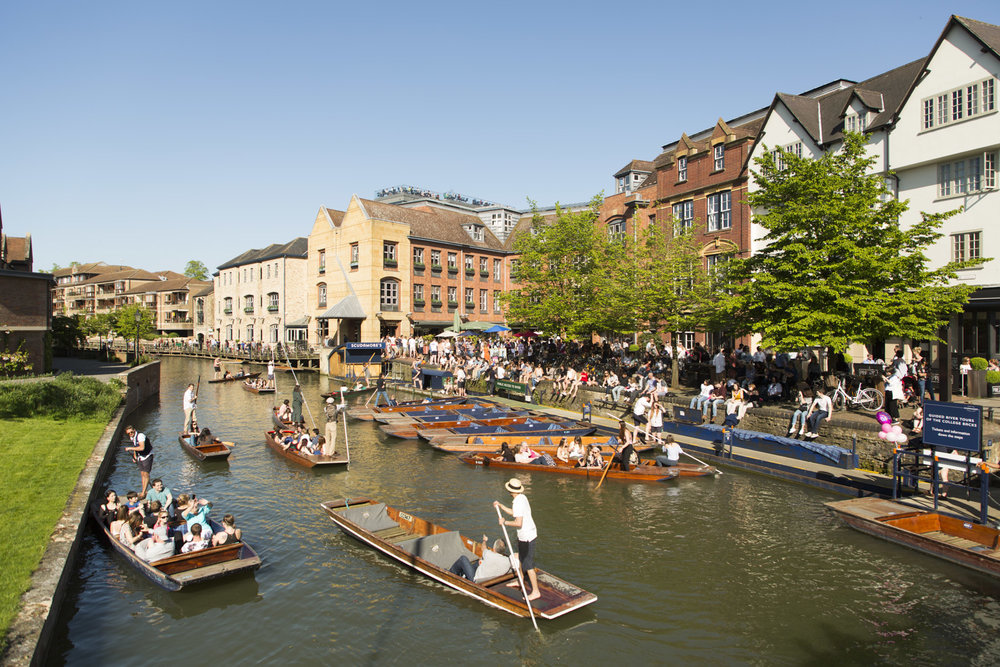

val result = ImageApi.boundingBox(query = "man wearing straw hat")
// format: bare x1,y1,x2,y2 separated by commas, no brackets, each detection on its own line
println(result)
494,478,540,601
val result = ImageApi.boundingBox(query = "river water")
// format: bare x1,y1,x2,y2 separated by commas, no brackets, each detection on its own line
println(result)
46,358,1000,665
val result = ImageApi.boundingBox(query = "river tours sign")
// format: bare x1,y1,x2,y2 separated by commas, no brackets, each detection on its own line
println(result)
922,400,982,453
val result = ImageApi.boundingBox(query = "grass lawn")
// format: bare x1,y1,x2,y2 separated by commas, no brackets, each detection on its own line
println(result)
0,417,108,648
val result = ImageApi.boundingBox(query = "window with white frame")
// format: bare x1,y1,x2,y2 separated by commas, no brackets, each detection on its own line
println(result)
608,218,627,241
922,77,997,130
952,232,981,262
677,332,695,350
480,289,487,312
448,252,457,269
672,200,693,231
707,191,732,232
380,278,399,311
317,283,327,308
677,156,687,181
225,324,232,341
480,257,488,274
414,284,424,303
447,286,457,304
431,249,441,268
938,151,998,197
268,292,279,310
269,324,279,343
493,259,502,282
413,247,424,266
465,255,474,270
318,249,326,274
465,287,474,305
383,241,397,266
706,253,731,284
493,290,501,313
350,243,359,267
431,285,441,303
713,144,725,171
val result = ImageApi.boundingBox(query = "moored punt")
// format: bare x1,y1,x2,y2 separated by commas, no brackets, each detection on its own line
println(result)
374,407,524,425
380,416,539,440
826,497,1000,578
242,380,275,394
177,436,232,462
430,436,655,455
319,498,597,619
91,510,261,591
459,453,714,481
321,387,374,400
264,430,349,468
420,421,596,443
348,400,492,421
207,372,261,384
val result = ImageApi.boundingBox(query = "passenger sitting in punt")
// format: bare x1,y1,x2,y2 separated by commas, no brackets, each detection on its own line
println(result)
135,524,174,562
195,427,218,446
119,512,148,551
493,442,516,462
124,491,142,513
276,400,293,422
181,523,209,553
212,514,242,546
100,490,122,525
612,430,640,472
568,437,585,460
108,506,129,536
578,445,604,469
177,493,213,540
144,479,174,518
449,535,510,583
555,440,570,463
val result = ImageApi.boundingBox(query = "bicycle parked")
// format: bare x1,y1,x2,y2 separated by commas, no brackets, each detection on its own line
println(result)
831,374,884,412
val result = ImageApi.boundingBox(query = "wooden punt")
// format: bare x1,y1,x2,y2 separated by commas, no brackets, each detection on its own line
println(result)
242,380,275,394
458,453,716,481
272,410,294,430
91,510,260,591
264,429,348,468
430,437,654,454
348,400,492,421
420,422,596,443
207,372,261,384
373,407,523,425
321,387,375,400
320,497,597,619
826,497,1000,578
177,436,232,461
381,416,542,440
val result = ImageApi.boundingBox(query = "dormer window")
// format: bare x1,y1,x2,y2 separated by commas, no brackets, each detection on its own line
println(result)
845,112,868,133
465,224,485,242
678,156,688,181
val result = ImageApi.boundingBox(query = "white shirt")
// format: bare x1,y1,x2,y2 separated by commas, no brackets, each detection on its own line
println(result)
663,442,682,462
512,494,537,542
713,353,726,374
699,382,713,399
183,388,195,410
811,394,833,414
633,396,651,416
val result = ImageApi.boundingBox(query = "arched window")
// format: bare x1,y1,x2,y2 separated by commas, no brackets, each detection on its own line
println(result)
318,283,327,308
380,278,399,311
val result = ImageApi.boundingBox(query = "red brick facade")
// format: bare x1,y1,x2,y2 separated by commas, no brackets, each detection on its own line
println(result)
0,271,53,373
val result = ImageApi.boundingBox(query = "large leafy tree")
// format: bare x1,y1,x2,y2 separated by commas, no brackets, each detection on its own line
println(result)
502,195,609,337
599,216,722,384
727,132,983,352
184,260,209,280
114,303,156,341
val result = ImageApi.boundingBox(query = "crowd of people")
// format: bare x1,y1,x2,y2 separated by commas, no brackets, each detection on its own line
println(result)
97,479,241,563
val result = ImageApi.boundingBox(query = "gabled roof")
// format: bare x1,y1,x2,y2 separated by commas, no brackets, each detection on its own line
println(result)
613,160,654,178
357,198,507,252
52,262,134,277
191,284,214,298
321,295,366,320
217,238,308,271
323,208,346,227
954,15,1000,58
653,116,764,169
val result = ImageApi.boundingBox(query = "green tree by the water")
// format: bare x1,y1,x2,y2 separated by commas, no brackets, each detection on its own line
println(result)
114,303,156,341
726,132,983,351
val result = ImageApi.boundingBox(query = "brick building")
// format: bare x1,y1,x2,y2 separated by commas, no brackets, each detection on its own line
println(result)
120,277,212,337
307,195,515,347
0,218,51,373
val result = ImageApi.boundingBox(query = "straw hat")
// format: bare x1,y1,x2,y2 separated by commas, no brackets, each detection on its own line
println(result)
504,478,524,494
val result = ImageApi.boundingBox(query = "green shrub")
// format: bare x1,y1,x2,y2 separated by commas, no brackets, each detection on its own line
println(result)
987,370,1000,384
971,357,989,371
0,373,123,420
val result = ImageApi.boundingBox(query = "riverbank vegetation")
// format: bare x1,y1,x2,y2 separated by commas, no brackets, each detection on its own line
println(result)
0,374,123,649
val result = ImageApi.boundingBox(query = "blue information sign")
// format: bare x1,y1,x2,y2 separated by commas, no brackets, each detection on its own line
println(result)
341,342,385,364
922,400,982,453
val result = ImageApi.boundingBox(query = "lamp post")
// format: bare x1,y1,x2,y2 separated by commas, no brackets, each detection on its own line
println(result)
134,308,142,365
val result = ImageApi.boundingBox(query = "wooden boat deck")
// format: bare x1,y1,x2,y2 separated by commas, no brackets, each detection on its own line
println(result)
826,496,1000,577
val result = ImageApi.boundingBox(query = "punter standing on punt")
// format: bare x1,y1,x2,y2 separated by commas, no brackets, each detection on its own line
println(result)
494,478,540,601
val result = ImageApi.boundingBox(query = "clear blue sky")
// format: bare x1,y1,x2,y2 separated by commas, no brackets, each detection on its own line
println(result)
2,1,998,274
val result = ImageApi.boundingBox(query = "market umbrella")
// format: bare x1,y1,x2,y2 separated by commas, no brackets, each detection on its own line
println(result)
514,330,539,338
483,324,511,333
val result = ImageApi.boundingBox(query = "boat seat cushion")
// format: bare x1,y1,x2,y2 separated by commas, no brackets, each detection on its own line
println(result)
337,503,399,533
395,531,477,571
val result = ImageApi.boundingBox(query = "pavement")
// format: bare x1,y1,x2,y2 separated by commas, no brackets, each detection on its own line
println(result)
51,357,131,380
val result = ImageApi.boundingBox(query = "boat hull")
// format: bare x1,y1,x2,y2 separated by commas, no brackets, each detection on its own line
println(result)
264,430,348,468
459,454,713,482
177,436,232,461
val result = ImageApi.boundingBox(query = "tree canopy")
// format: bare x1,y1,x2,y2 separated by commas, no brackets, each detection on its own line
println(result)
114,303,156,340
184,260,209,280
727,132,983,352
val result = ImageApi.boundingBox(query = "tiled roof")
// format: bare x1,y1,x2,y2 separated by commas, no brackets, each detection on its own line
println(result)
613,160,655,178
191,284,214,298
956,15,1000,55
75,268,166,286
52,262,134,277
4,236,29,263
653,116,764,168
217,238,308,271
121,278,211,295
357,198,507,252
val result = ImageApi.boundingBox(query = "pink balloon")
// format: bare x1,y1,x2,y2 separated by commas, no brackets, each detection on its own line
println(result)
891,425,903,435
881,423,892,433
878,431,888,440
